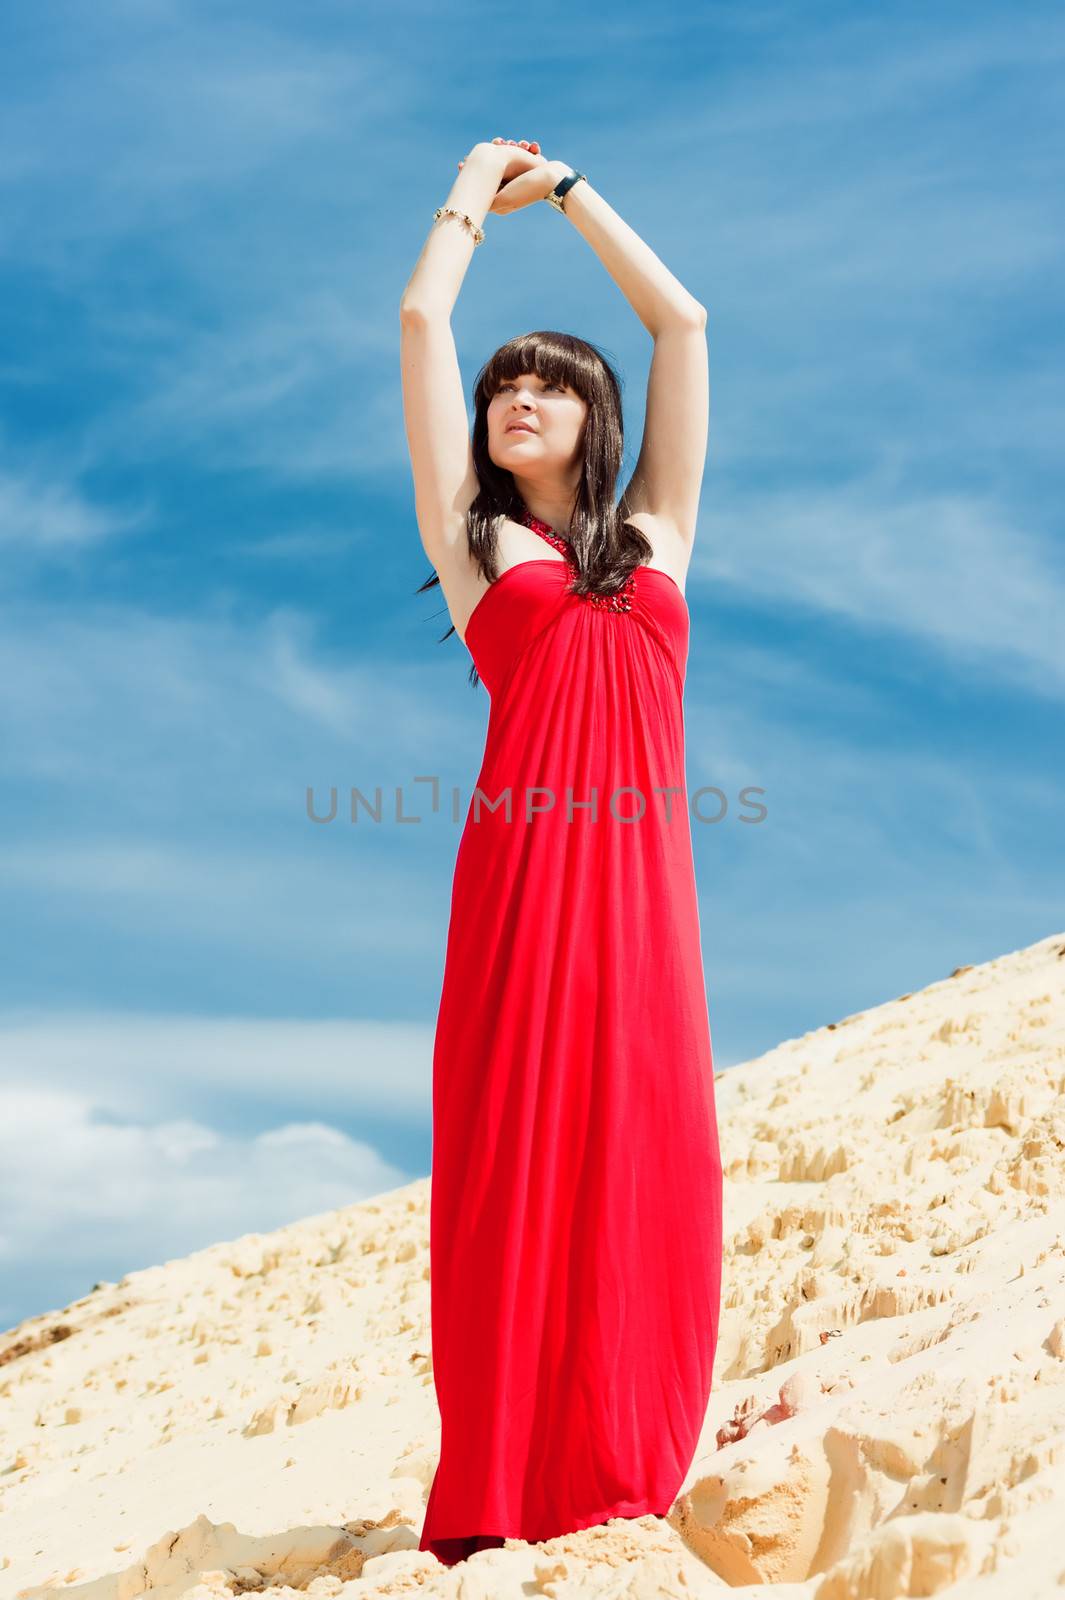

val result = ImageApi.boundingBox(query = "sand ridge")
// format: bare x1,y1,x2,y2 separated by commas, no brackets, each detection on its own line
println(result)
3,930,1064,1597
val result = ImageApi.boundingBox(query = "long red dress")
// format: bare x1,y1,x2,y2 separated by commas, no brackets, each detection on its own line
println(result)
420,512,723,1566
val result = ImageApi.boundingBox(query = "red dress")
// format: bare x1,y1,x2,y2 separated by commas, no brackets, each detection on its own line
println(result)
420,513,723,1566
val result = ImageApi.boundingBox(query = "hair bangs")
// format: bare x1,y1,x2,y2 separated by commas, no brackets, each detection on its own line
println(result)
480,332,596,406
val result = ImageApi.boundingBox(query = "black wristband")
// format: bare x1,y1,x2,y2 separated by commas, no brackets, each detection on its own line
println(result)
545,169,587,214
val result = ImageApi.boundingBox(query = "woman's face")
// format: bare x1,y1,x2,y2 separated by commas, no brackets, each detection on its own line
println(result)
487,372,588,474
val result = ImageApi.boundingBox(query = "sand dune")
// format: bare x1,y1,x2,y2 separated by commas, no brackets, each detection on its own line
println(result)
4,930,1064,1598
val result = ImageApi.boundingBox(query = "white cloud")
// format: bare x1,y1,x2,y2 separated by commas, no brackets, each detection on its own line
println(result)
0,594,477,789
0,1081,410,1292
0,461,148,551
693,482,1065,696
0,1011,434,1118
0,15,401,244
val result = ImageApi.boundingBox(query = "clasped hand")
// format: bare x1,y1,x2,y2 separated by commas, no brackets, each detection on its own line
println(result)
459,136,564,216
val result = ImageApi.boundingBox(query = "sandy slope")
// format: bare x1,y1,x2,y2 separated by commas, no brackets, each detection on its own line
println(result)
3,930,1064,1599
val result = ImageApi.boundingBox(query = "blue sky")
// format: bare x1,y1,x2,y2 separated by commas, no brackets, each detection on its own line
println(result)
1,0,1061,1330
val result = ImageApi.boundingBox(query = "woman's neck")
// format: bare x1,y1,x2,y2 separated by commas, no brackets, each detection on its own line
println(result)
521,503,572,539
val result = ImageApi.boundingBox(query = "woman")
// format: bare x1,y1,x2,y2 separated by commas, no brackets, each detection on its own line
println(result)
400,137,723,1567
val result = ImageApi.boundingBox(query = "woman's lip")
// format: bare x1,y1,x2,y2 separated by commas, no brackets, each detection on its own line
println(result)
507,424,536,433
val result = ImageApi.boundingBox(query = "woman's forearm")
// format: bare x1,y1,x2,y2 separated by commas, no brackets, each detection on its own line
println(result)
549,164,706,337
400,147,504,319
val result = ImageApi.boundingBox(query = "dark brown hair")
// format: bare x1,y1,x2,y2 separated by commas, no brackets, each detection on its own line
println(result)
417,329,652,689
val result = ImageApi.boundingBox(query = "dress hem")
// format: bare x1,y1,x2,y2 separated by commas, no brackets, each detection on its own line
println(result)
420,1499,673,1564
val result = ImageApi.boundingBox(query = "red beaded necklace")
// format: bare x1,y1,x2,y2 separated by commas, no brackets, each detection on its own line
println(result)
518,509,637,613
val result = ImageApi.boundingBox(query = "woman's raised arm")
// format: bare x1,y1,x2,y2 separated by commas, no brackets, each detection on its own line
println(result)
399,141,546,572
488,157,710,549
558,174,709,549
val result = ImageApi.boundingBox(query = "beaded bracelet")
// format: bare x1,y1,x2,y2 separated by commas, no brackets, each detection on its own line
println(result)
432,206,485,246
